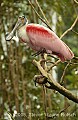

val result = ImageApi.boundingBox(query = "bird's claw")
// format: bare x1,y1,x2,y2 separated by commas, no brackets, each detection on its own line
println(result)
32,48,46,57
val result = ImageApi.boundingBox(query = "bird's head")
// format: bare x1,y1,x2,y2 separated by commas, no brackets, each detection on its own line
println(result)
16,16,28,29
6,16,28,41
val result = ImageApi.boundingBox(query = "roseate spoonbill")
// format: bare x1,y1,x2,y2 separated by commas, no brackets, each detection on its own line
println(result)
6,16,74,62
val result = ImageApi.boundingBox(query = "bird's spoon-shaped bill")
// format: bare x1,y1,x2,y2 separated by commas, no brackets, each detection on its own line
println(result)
6,19,21,41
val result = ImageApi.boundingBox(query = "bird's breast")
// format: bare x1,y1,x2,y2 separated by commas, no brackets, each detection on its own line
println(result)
17,25,29,43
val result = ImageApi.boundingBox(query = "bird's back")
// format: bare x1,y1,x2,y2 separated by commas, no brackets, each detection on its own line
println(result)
26,23,74,61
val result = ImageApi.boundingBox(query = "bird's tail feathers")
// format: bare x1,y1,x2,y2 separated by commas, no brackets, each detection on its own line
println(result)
62,41,74,60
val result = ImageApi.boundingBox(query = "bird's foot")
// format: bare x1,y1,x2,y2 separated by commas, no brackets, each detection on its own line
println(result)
32,48,46,57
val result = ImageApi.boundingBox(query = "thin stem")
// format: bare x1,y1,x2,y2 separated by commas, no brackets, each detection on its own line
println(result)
73,0,78,4
72,29,78,35
60,16,78,39
28,0,53,31
60,62,70,84
33,59,78,103
47,59,61,72
35,0,50,25
43,85,47,120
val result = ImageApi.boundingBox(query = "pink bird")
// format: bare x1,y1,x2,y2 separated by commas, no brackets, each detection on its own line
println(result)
6,16,74,62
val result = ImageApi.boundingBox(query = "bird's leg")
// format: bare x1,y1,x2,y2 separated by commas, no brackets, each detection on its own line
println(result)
32,50,43,56
32,48,46,57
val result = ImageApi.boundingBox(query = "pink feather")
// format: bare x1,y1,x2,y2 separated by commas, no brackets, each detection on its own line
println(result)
25,24,74,62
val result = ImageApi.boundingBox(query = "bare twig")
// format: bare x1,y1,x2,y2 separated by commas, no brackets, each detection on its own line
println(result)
60,16,78,39
40,53,47,120
72,29,78,35
33,60,48,78
28,0,53,31
72,0,78,16
47,78,78,103
59,104,70,114
50,104,70,119
42,85,47,120
73,0,78,4
33,59,78,103
73,56,78,60
60,62,70,84
35,0,50,25
47,59,61,72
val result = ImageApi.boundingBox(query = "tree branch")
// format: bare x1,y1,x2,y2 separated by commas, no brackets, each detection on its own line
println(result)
60,16,78,39
72,29,78,35
60,62,70,84
35,0,50,25
28,0,53,31
47,59,61,72
73,0,78,4
33,59,78,103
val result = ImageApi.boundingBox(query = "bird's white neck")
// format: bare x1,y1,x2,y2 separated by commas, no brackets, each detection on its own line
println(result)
17,24,29,43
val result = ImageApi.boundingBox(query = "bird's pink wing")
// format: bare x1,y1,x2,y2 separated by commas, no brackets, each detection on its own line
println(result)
26,24,74,61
